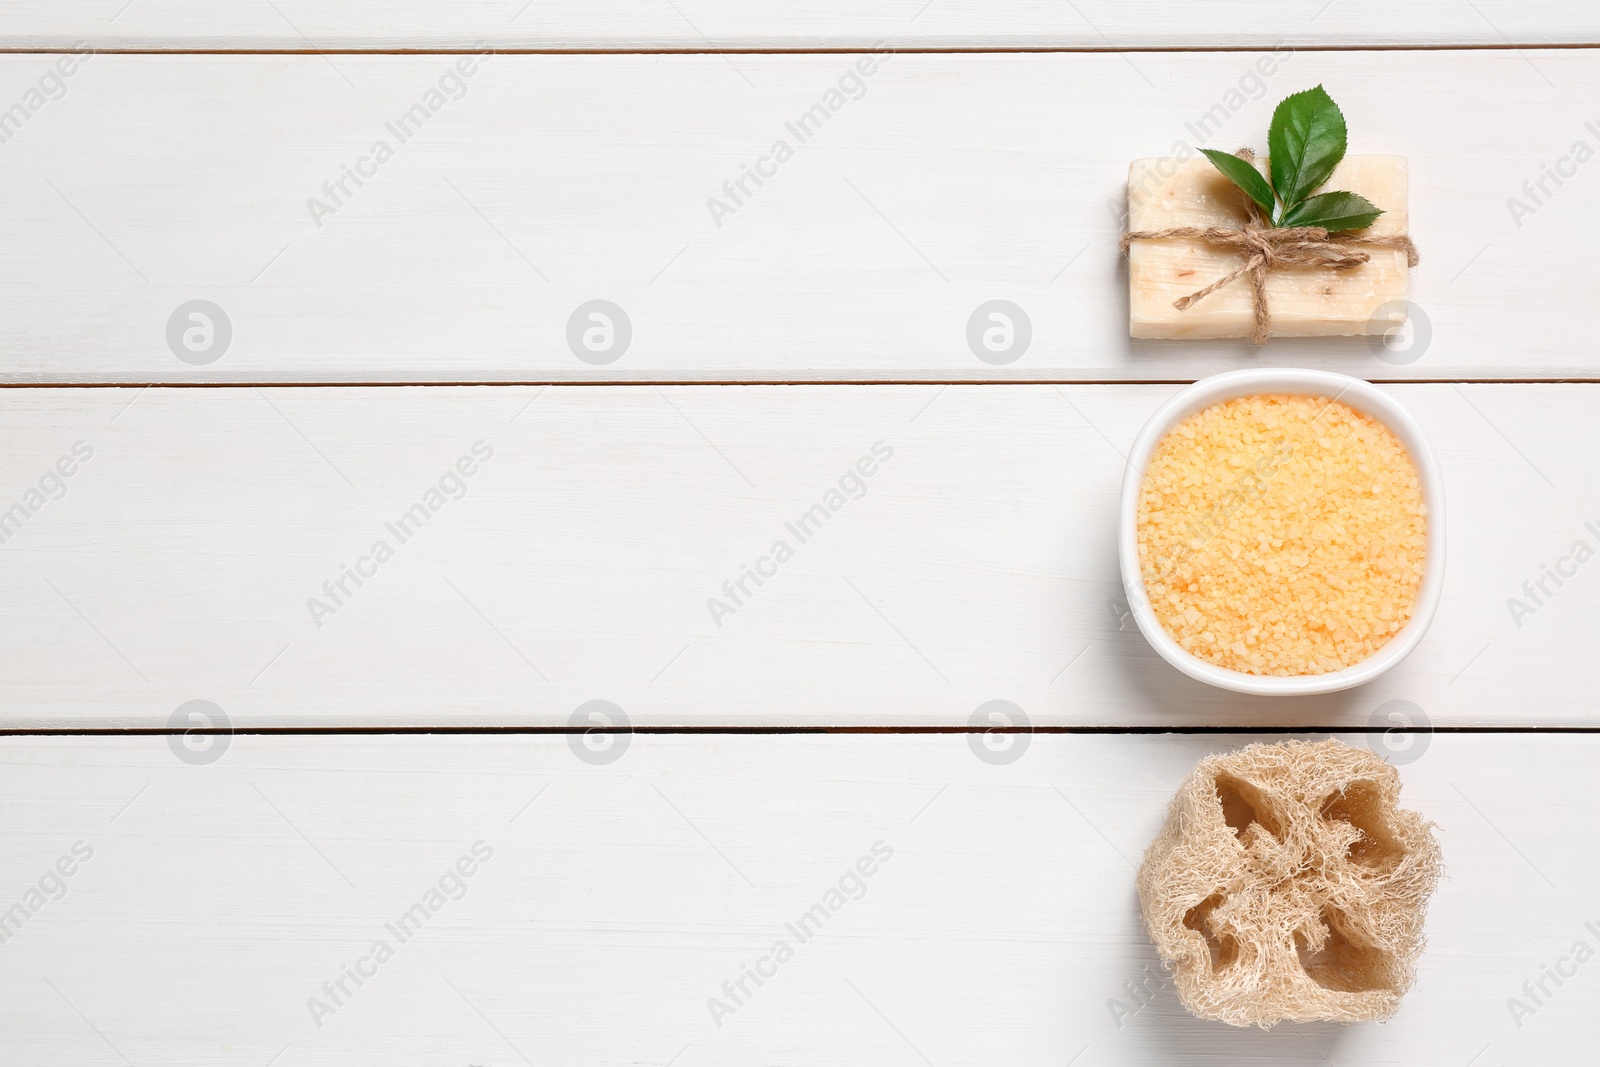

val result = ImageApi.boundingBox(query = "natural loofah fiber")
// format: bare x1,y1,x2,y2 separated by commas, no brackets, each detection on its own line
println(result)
1138,739,1441,1028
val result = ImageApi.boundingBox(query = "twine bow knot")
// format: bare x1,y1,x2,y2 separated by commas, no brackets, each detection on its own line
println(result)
1119,149,1420,344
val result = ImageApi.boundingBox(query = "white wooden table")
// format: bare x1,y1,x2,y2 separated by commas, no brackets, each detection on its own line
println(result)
1,6,1595,1064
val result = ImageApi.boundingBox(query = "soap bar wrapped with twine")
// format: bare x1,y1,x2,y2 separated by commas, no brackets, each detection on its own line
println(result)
1138,739,1441,1028
1121,148,1420,345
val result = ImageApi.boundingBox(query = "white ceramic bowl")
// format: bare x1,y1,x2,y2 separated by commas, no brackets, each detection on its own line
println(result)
1118,369,1446,696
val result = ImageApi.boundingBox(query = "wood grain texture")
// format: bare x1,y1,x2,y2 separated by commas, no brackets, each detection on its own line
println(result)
0,384,1588,728
0,733,1591,1064
0,50,1595,382
0,11,1590,1065
0,1,1597,50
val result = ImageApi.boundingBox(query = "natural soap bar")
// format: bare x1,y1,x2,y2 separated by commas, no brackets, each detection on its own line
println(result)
1126,155,1409,340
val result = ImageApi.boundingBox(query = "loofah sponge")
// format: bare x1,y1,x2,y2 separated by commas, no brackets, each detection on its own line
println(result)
1137,739,1441,1028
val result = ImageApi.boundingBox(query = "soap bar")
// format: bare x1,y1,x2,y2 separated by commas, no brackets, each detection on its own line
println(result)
1126,155,1409,340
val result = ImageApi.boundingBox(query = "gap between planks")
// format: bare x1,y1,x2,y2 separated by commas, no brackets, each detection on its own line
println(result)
4,725,1598,736
4,378,1600,388
1,44,1599,55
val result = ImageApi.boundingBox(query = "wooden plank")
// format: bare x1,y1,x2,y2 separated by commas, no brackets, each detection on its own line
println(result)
0,733,1591,1064
0,1,1596,50
0,383,1589,728
0,50,1595,383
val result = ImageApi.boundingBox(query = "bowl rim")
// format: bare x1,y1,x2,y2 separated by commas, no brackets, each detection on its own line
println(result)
1117,368,1447,696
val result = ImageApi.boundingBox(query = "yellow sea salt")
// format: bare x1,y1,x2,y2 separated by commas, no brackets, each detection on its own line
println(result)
1136,394,1427,676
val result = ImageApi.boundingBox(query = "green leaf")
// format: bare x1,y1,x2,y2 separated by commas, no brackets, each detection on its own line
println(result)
1200,148,1276,216
1279,190,1383,232
1267,85,1348,211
